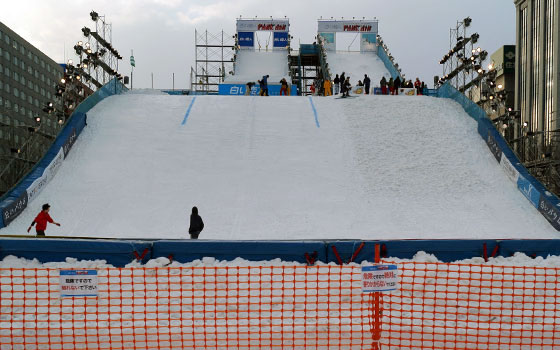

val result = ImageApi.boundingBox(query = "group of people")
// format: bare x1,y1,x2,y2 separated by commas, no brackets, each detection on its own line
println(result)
27,204,205,240
246,75,291,96
379,77,426,96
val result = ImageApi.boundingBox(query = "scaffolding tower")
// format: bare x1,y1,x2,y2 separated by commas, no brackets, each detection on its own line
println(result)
192,30,235,94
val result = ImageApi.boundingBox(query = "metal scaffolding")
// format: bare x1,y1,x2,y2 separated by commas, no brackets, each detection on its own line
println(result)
192,30,235,94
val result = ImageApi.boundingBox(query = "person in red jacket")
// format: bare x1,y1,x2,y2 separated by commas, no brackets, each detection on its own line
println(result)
27,203,61,237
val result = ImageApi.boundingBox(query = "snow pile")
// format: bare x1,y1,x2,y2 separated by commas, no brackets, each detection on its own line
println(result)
225,50,290,83
326,51,390,88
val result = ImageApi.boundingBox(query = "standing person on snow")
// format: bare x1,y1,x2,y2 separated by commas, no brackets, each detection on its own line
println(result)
188,206,204,239
363,74,371,95
394,76,401,95
279,78,289,96
339,72,346,93
27,203,61,237
342,77,352,97
380,76,387,95
261,75,270,96
323,79,332,96
414,78,422,95
333,74,340,95
388,77,394,95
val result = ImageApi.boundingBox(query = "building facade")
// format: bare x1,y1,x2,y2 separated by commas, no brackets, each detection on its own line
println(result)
514,0,559,142
0,21,64,195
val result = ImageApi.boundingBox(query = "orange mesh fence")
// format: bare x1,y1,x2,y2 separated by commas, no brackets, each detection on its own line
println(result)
0,262,559,350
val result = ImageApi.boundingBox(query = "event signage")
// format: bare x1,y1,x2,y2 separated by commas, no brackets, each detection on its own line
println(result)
486,132,502,162
238,32,254,47
500,155,519,184
63,128,77,158
273,32,289,48
318,20,378,33
236,19,290,32
2,191,28,226
361,265,398,292
538,196,560,230
59,270,99,297
517,175,541,208
27,149,64,203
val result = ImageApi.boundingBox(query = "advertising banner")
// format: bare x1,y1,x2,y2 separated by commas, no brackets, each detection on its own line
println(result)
397,88,417,96
219,83,297,96
538,196,560,230
237,19,289,32
318,20,378,33
500,155,520,184
238,31,254,48
517,174,541,208
27,149,64,203
62,128,77,158
2,191,28,226
486,132,503,162
273,32,289,48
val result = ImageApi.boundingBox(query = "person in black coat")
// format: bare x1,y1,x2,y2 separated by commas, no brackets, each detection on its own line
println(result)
189,206,204,239
363,74,371,95
333,74,340,95
394,77,401,95
339,72,346,91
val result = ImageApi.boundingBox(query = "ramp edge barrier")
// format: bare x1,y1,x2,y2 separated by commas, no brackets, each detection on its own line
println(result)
437,82,560,231
2,238,560,267
0,79,128,229
376,37,402,80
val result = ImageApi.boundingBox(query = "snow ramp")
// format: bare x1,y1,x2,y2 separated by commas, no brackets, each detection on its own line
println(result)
225,50,289,83
3,92,558,239
326,51,391,87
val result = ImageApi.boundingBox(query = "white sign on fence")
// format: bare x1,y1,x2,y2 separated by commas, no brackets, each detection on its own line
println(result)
361,265,398,292
59,269,98,297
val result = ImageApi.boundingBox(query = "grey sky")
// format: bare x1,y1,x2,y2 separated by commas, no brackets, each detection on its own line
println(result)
1,0,515,89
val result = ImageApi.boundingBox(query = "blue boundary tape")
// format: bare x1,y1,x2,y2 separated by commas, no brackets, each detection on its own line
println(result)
308,97,320,128
181,97,197,125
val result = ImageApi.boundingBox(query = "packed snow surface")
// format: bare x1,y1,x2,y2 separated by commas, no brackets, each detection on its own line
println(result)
225,50,290,83
2,93,558,238
327,51,391,88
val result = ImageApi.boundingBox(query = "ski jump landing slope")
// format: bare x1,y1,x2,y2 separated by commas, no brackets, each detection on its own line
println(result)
4,92,558,239
225,50,290,83
327,51,391,86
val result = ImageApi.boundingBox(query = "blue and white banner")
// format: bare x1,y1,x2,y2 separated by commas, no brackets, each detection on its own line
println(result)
219,83,297,96
238,32,254,48
273,32,289,48
517,174,541,208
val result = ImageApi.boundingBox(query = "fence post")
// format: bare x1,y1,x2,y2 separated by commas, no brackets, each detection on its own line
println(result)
372,243,382,349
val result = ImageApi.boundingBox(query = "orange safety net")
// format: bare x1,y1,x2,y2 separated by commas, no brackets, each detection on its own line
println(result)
0,262,559,350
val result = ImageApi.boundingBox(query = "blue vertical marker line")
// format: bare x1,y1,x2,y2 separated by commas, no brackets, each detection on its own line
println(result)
181,97,197,125
309,97,320,128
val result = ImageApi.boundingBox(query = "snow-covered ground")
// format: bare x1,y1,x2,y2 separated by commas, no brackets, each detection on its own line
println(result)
1,93,558,239
225,50,290,84
326,51,391,89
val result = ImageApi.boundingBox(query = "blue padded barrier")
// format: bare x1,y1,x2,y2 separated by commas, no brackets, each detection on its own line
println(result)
437,81,560,231
0,79,127,228
376,45,401,80
152,240,327,264
0,238,151,267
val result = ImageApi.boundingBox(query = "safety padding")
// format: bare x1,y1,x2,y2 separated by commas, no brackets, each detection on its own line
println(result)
152,240,327,264
498,239,560,259
0,238,151,267
327,240,504,264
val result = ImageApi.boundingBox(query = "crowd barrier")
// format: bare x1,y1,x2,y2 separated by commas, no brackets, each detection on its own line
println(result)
1,258,558,349
3,238,560,267
437,82,560,231
0,79,128,229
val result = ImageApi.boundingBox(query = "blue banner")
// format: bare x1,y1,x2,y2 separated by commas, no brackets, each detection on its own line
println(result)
219,83,297,96
238,32,254,47
517,175,541,208
273,32,289,48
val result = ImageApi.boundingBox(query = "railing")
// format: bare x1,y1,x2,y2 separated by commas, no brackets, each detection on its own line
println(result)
1,261,558,349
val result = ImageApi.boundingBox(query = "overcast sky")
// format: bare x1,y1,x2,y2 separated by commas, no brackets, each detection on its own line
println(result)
1,0,516,89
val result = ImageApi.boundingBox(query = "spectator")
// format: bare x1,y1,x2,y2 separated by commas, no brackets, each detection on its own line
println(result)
394,77,401,95
421,81,426,95
324,79,332,96
363,74,371,95
388,77,394,95
414,78,422,95
380,76,388,95
333,74,340,95
261,74,270,96
339,72,346,92
245,82,255,96
279,78,289,96
342,77,351,97
188,206,204,239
